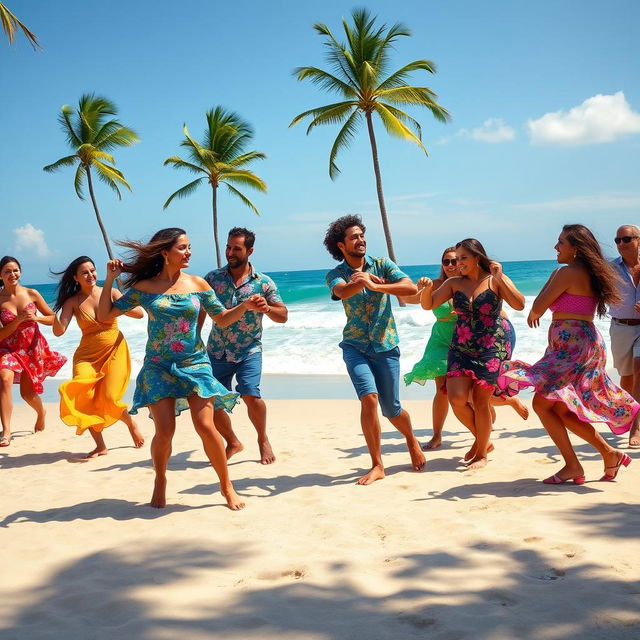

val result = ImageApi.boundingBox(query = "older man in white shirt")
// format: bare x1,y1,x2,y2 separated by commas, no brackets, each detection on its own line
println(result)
609,224,640,446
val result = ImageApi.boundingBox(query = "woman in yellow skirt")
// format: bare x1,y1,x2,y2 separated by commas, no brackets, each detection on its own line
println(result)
53,256,145,458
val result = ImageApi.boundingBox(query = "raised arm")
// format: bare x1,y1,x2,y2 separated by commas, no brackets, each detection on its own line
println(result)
52,298,76,336
98,260,127,322
490,263,525,311
420,278,455,310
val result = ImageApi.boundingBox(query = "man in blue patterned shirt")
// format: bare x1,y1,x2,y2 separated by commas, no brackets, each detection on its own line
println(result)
205,227,288,464
325,215,425,484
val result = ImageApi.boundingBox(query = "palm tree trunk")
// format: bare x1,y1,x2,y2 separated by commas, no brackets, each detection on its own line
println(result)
86,165,122,290
212,185,222,267
365,111,405,306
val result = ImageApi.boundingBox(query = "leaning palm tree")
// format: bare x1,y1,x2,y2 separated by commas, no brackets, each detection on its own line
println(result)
43,94,138,266
291,8,450,264
1,2,39,48
163,107,267,267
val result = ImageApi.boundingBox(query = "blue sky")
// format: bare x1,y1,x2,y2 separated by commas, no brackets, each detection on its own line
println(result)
2,0,639,282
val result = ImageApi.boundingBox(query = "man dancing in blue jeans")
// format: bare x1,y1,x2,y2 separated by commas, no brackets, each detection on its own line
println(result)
324,215,426,484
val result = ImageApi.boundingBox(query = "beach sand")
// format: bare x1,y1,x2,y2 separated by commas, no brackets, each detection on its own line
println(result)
0,399,638,639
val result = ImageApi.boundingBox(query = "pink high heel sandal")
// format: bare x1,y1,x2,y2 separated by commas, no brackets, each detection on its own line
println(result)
600,453,632,482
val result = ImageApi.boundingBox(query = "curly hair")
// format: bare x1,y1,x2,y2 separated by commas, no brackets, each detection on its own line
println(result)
562,224,622,317
228,227,255,249
51,256,95,311
117,227,187,287
455,238,493,274
323,215,366,261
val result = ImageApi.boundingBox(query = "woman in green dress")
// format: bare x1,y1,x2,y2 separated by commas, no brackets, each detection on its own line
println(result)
403,248,459,449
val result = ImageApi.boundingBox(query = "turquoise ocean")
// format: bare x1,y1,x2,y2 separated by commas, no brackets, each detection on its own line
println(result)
28,259,616,400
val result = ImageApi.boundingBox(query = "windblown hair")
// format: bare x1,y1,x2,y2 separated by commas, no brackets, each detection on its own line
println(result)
438,246,457,280
51,256,95,312
0,255,21,290
118,227,187,287
455,239,493,274
228,227,255,249
562,224,622,317
324,215,366,261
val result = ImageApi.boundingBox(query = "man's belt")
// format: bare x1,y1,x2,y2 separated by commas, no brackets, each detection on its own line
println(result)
613,318,640,326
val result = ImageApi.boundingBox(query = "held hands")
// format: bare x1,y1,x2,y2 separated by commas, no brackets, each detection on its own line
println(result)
418,276,433,290
105,259,124,282
527,309,542,328
350,271,385,291
246,294,269,313
16,308,35,324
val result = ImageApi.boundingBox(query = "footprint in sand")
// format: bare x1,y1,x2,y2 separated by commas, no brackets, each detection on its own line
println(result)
257,568,307,581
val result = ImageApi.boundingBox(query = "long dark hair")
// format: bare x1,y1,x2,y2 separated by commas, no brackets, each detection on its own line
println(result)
562,224,622,317
52,256,95,312
455,239,492,274
118,227,187,287
438,246,457,280
0,256,21,290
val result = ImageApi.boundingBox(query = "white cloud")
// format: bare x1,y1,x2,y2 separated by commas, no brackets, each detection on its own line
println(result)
13,223,51,258
527,91,640,146
439,118,516,144
514,191,640,212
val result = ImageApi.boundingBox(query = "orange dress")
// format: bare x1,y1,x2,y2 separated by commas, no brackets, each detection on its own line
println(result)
58,308,131,433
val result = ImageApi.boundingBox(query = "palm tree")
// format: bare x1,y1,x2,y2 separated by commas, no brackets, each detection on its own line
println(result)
163,107,267,267
290,8,450,264
1,2,39,49
43,94,138,267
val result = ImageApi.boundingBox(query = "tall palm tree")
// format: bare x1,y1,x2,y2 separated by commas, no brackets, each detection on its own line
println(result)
43,94,138,267
163,107,267,267
0,2,39,49
291,8,450,264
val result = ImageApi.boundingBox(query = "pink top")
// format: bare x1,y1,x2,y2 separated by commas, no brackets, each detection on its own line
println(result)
549,292,597,315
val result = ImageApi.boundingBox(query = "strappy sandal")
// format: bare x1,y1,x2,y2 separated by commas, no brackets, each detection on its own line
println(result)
0,435,11,447
600,453,632,481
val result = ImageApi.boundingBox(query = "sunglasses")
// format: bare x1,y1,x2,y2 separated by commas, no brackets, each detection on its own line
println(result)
442,258,457,266
614,236,639,244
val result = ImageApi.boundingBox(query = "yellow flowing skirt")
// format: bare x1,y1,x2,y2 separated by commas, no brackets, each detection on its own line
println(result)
59,328,131,434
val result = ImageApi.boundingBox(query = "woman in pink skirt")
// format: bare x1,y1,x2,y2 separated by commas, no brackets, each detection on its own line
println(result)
499,225,638,484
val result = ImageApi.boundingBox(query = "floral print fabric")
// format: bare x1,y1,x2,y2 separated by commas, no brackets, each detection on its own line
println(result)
113,289,238,415
447,288,510,391
0,302,66,394
205,265,283,362
499,319,639,434
326,255,408,353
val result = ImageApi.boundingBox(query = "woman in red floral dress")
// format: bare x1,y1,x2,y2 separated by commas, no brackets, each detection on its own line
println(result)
0,256,66,446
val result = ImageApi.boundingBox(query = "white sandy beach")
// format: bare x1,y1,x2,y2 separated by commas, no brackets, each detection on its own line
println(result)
0,398,638,639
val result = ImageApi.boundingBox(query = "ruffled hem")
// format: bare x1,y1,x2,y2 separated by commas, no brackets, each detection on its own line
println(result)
404,366,447,386
129,388,239,417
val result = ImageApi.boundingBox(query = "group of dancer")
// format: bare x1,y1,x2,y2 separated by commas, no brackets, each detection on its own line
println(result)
0,218,638,509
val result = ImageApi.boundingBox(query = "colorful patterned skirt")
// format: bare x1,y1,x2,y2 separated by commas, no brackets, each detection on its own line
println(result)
498,320,639,434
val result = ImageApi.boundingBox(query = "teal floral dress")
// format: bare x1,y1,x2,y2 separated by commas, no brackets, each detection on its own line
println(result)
113,289,239,416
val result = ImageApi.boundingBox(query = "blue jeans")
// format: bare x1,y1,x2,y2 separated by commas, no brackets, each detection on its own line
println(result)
209,352,262,398
341,343,402,418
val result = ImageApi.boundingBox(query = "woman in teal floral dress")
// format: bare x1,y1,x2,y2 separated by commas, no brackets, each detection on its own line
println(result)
99,228,261,510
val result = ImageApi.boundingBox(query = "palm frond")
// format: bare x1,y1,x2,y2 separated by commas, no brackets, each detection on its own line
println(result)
163,156,207,175
58,105,83,147
220,170,267,192
225,183,261,216
305,102,357,134
379,103,423,139
43,154,77,173
163,177,206,209
0,3,40,49
93,160,131,199
376,87,451,124
376,60,438,90
229,151,266,167
328,109,362,180
289,101,357,128
293,67,357,97
374,103,425,150
73,164,86,200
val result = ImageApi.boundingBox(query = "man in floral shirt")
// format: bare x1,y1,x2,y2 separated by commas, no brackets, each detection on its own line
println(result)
205,227,288,464
324,215,425,485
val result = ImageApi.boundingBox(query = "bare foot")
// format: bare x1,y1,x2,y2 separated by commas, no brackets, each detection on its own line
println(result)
407,438,426,471
509,397,529,421
422,436,442,451
128,422,145,448
83,447,108,459
464,442,494,462
150,477,167,508
222,487,246,510
629,415,640,448
225,440,244,460
466,456,488,470
34,410,46,432
357,465,385,485
258,438,276,464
